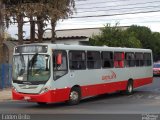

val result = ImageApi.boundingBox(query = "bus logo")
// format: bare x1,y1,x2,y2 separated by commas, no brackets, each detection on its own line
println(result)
102,71,117,80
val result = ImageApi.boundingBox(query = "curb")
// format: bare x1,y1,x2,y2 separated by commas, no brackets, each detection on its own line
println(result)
0,89,12,102
0,99,12,102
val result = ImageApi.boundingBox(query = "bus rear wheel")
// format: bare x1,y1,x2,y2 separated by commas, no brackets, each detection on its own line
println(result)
126,80,133,95
67,87,81,105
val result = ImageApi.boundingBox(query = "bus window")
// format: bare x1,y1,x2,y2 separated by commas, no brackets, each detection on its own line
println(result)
53,50,68,80
69,51,86,70
101,51,113,68
87,51,101,69
114,52,124,68
125,52,135,67
144,53,152,66
135,53,144,67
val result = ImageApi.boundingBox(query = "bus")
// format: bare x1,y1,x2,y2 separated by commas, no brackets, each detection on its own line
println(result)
12,44,153,105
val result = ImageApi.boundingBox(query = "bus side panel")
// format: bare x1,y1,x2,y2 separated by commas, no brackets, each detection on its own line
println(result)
133,77,153,88
81,80,128,98
51,88,70,102
81,77,152,98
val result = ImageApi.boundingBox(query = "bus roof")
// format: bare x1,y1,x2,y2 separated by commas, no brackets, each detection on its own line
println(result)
16,43,152,53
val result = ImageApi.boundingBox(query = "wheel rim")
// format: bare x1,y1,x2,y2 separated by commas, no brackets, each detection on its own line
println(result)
70,91,79,101
128,84,133,93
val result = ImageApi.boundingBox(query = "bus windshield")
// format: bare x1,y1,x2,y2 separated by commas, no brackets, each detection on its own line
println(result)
13,54,50,83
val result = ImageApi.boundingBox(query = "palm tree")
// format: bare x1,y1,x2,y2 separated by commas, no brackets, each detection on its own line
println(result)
2,0,25,45
46,0,75,43
29,16,35,43
2,0,75,44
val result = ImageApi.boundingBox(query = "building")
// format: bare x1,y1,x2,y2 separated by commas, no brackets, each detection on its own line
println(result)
25,27,103,45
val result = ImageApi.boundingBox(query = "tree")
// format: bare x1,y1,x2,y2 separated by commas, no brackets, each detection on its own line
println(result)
127,25,160,61
2,0,27,44
0,0,4,63
127,25,152,49
90,24,160,61
46,0,75,43
89,23,142,48
2,0,75,44
150,32,160,61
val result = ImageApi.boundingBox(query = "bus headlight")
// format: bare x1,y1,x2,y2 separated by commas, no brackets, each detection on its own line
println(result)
40,87,49,94
12,86,18,92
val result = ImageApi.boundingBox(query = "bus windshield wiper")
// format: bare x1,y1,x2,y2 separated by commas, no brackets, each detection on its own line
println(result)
27,53,38,82
29,53,38,68
19,52,26,75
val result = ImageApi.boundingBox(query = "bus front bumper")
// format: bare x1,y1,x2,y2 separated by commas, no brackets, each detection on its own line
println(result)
12,88,70,103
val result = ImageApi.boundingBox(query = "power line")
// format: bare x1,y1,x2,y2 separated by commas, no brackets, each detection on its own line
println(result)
76,0,87,2
68,16,160,23
65,20,160,24
8,10,160,24
77,0,129,6
70,10,160,19
9,20,160,27
77,0,160,10
76,5,160,14
8,14,160,26
76,0,87,1
56,20,160,28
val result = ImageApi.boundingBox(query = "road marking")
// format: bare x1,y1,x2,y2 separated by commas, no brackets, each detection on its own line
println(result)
155,96,160,100
148,95,155,99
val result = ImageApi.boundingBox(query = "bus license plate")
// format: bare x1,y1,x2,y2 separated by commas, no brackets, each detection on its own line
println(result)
24,96,31,100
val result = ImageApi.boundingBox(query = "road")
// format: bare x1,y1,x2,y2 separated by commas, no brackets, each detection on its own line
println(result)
1,77,160,120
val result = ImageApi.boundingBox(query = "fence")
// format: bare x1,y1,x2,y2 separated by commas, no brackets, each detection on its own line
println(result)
0,64,12,89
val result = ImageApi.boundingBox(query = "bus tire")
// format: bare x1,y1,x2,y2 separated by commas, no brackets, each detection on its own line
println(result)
67,87,81,105
126,80,133,95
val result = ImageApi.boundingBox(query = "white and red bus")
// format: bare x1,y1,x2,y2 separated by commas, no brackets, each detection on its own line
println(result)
12,44,153,105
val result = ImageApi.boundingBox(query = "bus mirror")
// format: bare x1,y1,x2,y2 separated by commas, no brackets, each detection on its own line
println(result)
57,53,62,65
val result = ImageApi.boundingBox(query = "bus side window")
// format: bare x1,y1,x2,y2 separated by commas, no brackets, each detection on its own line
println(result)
144,53,152,66
87,51,101,69
125,52,135,67
114,52,124,68
69,51,86,70
135,53,144,67
101,51,113,68
53,50,68,80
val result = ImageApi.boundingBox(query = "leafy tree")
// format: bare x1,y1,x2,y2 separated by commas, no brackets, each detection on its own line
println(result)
127,25,160,61
89,23,142,48
150,32,160,61
127,25,152,49
89,24,160,61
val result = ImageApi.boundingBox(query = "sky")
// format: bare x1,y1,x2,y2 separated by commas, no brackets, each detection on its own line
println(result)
6,0,160,39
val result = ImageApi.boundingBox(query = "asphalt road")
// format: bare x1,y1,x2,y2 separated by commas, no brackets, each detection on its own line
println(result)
1,77,160,120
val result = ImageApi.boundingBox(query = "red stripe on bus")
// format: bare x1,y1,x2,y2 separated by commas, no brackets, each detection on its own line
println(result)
12,77,153,103
133,77,153,88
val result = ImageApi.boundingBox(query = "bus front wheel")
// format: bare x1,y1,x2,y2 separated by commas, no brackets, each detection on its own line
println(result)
67,87,81,105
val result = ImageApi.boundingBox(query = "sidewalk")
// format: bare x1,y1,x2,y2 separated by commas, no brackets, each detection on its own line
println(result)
0,88,12,102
